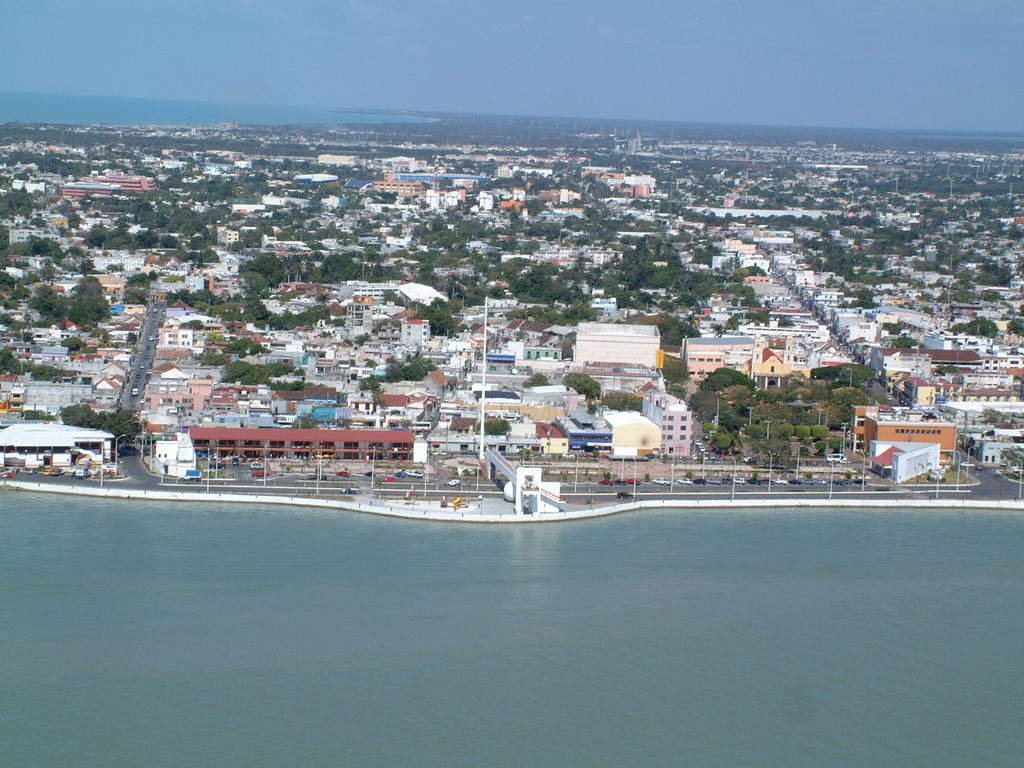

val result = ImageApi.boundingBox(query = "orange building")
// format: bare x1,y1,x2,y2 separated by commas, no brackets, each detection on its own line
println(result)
862,414,957,459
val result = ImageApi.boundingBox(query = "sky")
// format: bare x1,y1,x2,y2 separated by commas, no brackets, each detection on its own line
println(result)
4,0,1023,131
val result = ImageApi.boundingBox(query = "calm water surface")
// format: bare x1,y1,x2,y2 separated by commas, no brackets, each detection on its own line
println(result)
0,91,428,126
2,493,1023,767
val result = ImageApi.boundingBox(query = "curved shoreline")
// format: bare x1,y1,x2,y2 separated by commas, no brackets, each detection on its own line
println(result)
5,479,1024,522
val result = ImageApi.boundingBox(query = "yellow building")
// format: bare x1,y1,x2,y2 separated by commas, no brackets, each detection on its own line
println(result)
749,346,794,387
603,411,661,457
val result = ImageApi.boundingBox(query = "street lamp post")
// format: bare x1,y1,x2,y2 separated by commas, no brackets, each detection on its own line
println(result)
730,457,737,501
1017,463,1023,501
828,460,835,500
670,453,676,492
768,454,773,494
108,433,129,489
573,454,579,495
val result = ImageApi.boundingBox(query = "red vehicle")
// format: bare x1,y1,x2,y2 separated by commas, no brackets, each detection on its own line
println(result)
383,476,397,483
625,478,641,485
598,478,615,486
251,469,267,478
336,470,351,477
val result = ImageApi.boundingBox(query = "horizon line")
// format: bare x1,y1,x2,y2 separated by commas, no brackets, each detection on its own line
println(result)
2,87,1023,138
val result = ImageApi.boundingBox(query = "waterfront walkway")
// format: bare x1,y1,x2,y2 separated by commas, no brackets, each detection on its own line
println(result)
5,477,1024,523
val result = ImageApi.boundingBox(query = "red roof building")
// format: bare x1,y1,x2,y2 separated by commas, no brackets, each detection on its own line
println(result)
188,426,415,460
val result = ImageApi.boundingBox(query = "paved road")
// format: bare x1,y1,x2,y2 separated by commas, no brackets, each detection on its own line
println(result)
15,447,1019,508
118,297,165,412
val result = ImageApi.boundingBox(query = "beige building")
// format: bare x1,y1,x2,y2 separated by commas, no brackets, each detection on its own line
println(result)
604,410,662,457
575,322,660,368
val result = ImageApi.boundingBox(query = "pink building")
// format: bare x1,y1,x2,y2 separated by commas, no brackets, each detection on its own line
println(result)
91,173,158,191
642,391,694,457
683,337,755,381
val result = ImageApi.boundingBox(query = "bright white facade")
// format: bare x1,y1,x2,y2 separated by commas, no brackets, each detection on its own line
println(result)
575,322,660,367
0,423,113,467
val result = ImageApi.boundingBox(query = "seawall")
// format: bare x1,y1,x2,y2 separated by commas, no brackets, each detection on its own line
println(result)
4,479,1024,523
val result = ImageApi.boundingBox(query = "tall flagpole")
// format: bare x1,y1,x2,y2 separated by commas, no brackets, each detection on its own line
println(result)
478,297,488,463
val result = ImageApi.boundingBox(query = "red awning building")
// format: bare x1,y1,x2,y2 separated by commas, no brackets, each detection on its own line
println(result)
188,426,415,461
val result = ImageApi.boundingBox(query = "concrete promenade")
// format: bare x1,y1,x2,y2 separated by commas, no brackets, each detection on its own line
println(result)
5,478,1024,523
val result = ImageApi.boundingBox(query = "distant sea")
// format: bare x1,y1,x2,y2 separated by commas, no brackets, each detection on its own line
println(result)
0,90,429,127
4,494,1024,768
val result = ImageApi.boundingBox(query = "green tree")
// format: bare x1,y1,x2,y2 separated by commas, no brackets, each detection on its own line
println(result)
523,372,550,388
416,300,461,337
67,277,110,328
484,417,511,436
950,317,999,338
60,404,142,440
890,336,920,349
564,373,601,400
699,367,755,392
602,392,643,411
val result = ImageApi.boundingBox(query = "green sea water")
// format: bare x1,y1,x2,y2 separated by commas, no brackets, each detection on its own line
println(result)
2,493,1023,767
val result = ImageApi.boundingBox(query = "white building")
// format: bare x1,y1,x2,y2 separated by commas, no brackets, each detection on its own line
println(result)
575,322,660,368
400,318,432,349
0,423,113,468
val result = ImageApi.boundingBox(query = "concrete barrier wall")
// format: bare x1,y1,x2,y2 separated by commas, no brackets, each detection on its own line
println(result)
3,480,1024,523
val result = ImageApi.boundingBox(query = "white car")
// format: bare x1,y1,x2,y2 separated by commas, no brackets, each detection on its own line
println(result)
445,479,461,487
249,460,264,470
651,478,671,486
405,470,424,478
677,478,694,484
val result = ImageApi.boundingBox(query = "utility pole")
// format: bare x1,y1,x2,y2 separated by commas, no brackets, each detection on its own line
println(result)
478,298,488,464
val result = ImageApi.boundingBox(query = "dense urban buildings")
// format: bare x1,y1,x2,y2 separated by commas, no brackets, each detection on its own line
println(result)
3,115,1024,485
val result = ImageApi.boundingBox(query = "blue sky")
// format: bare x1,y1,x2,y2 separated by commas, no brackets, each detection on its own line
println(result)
5,0,1022,130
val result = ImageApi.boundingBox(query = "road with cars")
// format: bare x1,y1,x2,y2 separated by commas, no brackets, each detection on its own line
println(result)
13,444,1019,511
118,296,165,412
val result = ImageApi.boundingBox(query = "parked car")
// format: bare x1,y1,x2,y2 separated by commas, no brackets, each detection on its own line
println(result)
394,470,408,478
341,487,358,495
613,479,627,486
336,470,351,477
446,479,461,487
405,470,423,478
651,478,671,486
598,479,615,486
615,491,633,499
625,478,641,486
249,460,264,470
693,478,707,485
251,469,267,478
